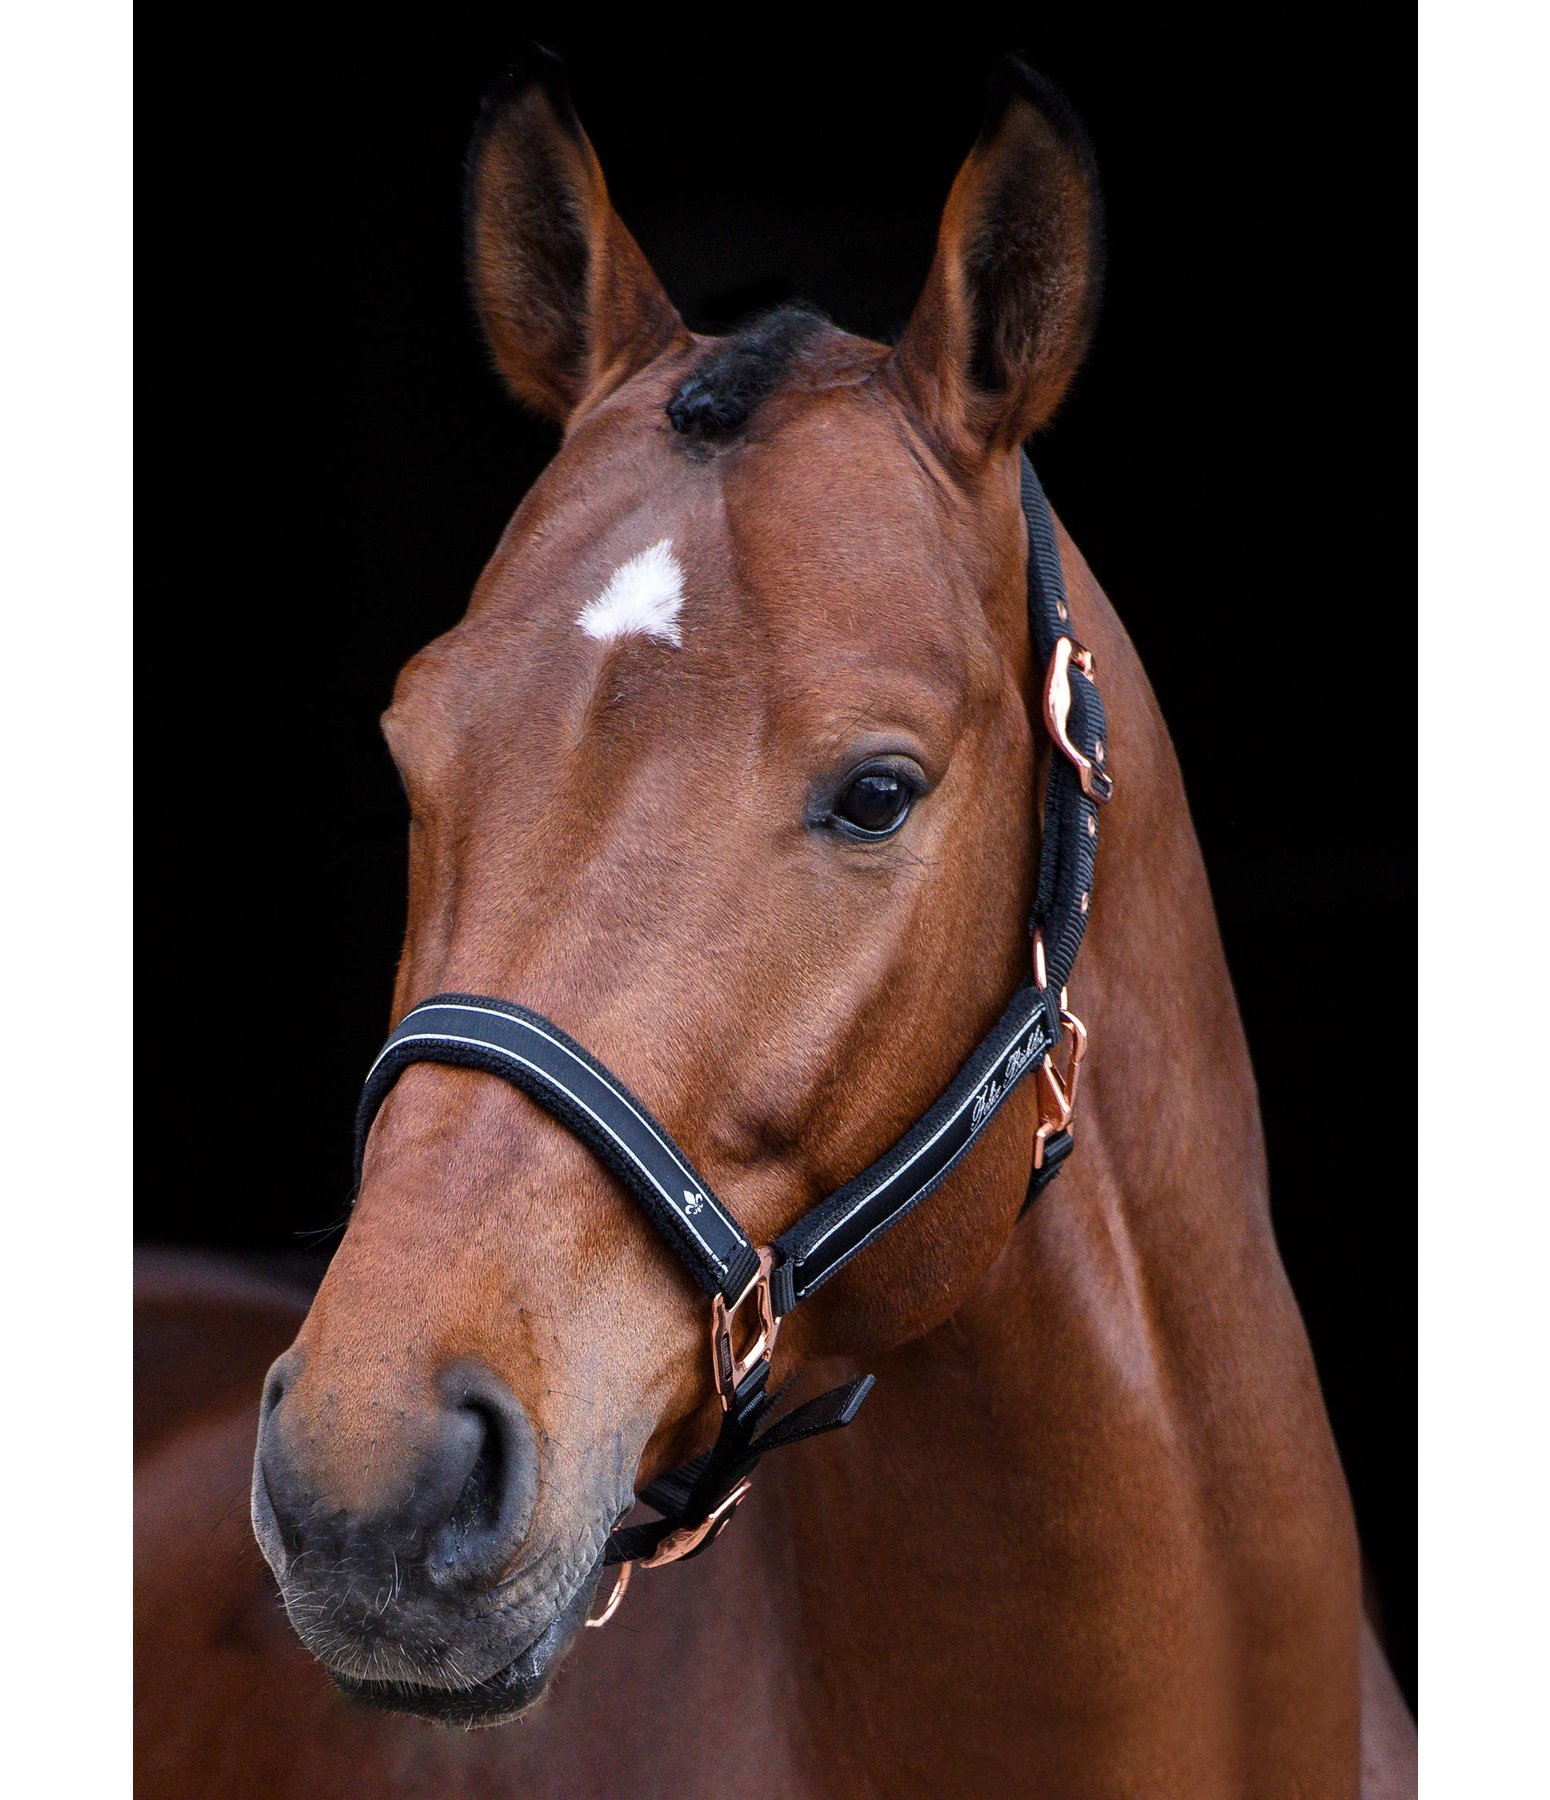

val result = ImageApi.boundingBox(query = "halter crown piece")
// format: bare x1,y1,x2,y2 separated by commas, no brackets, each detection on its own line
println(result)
353,454,1111,1625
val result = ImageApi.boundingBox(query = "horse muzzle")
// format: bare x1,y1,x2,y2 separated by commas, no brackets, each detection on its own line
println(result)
250,1347,621,1724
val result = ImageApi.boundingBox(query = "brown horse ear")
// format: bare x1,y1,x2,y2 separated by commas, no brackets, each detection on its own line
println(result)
887,59,1103,458
464,49,688,425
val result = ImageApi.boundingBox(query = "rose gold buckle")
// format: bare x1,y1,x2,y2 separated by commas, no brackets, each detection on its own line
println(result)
710,1246,780,1409
585,1475,755,1630
589,1256,777,1633
1043,637,1113,803
637,1478,753,1569
584,1475,756,1629
1033,1006,1087,1169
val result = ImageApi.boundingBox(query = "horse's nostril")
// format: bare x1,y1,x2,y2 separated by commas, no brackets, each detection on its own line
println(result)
436,1403,506,1566
427,1368,539,1583
259,1348,300,1420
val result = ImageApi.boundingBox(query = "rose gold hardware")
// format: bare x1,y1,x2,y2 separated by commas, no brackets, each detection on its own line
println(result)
1033,1006,1088,1170
1056,599,1069,621
585,1560,632,1629
1094,738,1106,765
583,1255,776,1631
584,1474,756,1629
710,1247,780,1409
1060,1007,1086,1112
1032,928,1049,990
1042,637,1114,803
1086,814,1097,837
637,1479,754,1569
1079,890,1089,914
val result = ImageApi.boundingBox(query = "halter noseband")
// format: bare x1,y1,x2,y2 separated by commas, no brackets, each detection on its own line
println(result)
353,453,1110,1622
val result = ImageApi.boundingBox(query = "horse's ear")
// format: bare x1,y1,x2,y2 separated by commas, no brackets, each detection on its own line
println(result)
464,49,688,425
887,59,1103,458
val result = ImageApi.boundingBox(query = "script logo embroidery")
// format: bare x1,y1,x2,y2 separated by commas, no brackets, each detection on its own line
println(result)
970,1030,1045,1130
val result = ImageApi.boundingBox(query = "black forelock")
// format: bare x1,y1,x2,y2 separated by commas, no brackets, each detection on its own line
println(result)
665,303,830,442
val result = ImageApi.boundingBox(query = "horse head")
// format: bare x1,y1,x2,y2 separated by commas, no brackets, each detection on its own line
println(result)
252,49,1102,1725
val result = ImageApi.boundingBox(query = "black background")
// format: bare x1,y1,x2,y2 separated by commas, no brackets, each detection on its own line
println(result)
140,7,1414,1700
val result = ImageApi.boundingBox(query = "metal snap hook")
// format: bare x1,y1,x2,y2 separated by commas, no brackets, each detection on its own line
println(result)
1043,637,1114,802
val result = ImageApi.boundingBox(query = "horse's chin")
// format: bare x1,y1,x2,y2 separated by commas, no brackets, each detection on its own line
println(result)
329,1562,602,1729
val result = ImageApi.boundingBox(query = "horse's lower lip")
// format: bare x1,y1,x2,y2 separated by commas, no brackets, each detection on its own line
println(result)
331,1563,602,1727
333,1659,542,1727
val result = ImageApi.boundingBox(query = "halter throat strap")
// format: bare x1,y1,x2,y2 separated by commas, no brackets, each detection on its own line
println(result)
350,452,1109,1600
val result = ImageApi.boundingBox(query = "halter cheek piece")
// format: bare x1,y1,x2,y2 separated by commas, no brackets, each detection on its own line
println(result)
353,454,1110,1623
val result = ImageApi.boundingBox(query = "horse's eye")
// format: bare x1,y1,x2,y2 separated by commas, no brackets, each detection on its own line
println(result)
832,768,914,838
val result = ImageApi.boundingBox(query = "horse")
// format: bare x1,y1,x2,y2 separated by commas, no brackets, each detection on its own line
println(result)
135,51,1416,1797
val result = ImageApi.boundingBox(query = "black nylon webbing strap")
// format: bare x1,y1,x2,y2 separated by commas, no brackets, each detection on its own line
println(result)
602,1369,875,1567
1021,453,1107,1000
354,995,759,1304
767,980,1055,1314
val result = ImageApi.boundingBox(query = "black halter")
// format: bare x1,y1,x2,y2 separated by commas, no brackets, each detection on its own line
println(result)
353,453,1111,1614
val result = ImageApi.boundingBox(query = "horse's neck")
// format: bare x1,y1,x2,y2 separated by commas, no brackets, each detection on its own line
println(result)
753,541,1364,1794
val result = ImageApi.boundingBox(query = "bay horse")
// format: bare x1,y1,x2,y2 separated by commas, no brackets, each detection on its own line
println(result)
135,52,1416,1797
